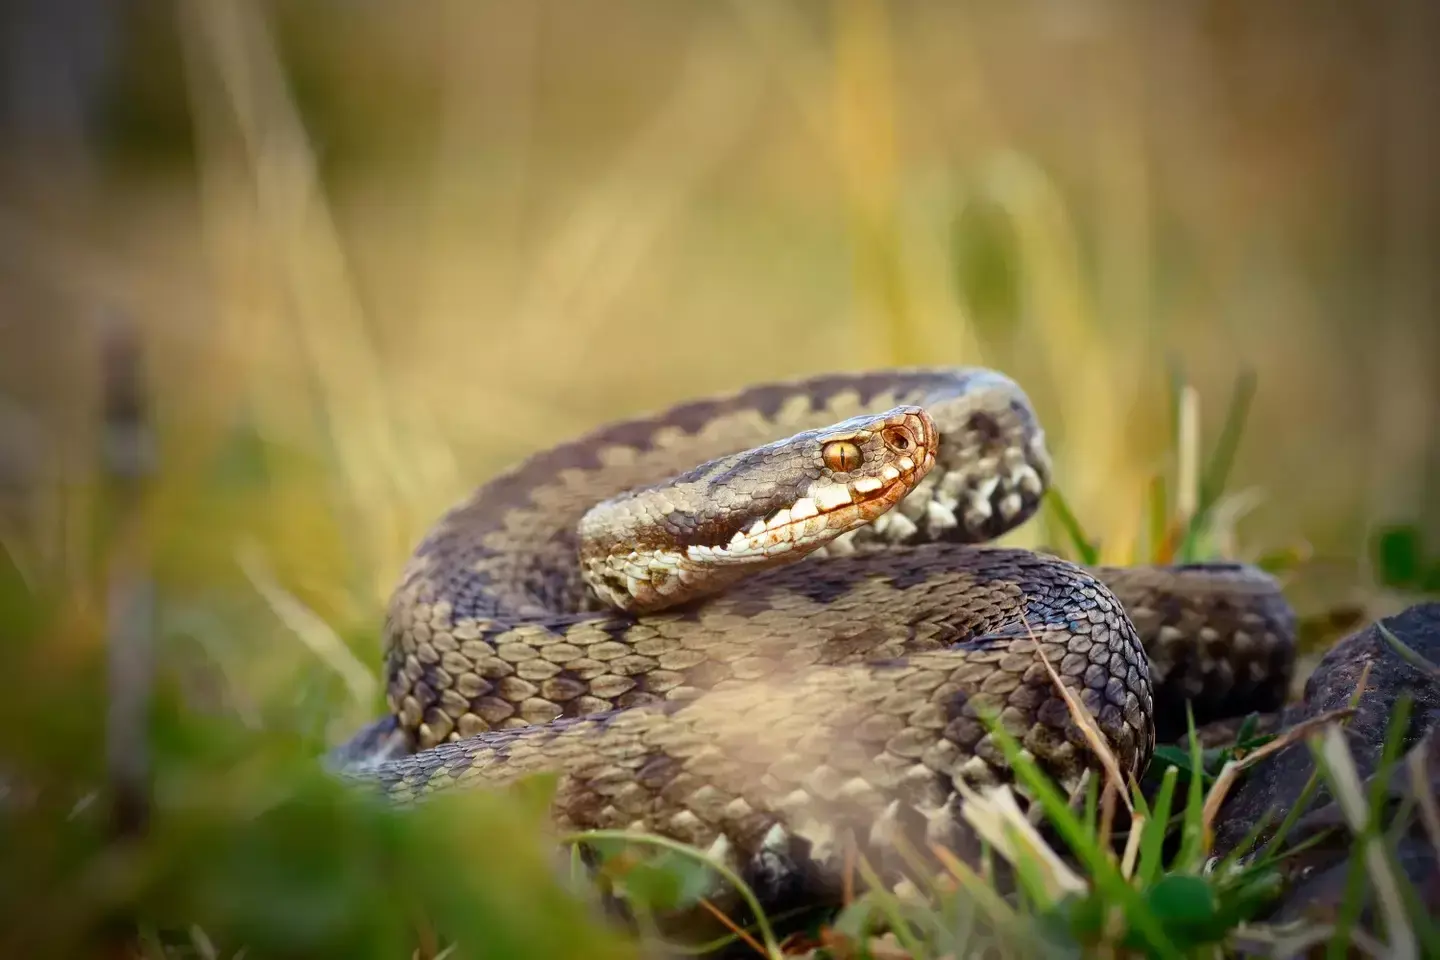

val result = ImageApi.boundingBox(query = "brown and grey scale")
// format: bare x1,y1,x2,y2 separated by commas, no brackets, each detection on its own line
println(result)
334,366,1296,905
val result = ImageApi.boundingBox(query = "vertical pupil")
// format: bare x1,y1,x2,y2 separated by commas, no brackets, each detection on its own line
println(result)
825,442,861,471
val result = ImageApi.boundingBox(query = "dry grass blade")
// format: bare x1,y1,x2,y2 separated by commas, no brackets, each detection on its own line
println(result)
850,855,927,959
1316,725,1417,960
862,935,914,960
1198,705,1357,839
954,779,1087,900
843,839,857,907
1031,628,1134,815
236,538,377,706
1230,921,1390,958
178,0,455,598
1408,741,1440,866
876,824,954,906
929,844,1019,925
187,925,219,960
1204,486,1268,560
1176,383,1200,528
731,0,977,371
1119,810,1144,880
509,37,762,380
1028,767,1091,829
698,898,769,959
1097,778,1120,852
974,152,1143,546
725,0,834,148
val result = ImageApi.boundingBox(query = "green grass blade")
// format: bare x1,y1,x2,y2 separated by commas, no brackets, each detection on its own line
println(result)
1314,746,1380,960
1215,805,1278,876
1137,765,1179,889
1176,705,1209,869
1198,367,1257,516
1311,702,1420,960
1254,675,1371,871
852,856,929,960
975,711,1181,959
1180,368,1257,561
1044,488,1100,565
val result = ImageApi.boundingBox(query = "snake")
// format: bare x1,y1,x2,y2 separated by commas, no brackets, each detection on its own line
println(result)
332,366,1296,913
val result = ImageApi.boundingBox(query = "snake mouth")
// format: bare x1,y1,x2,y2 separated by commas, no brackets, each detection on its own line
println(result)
579,405,938,612
687,447,937,563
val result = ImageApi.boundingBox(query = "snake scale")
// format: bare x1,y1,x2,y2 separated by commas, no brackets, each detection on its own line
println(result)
334,367,1296,909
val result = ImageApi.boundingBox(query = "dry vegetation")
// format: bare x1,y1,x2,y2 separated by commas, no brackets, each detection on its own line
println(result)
1,2,1437,958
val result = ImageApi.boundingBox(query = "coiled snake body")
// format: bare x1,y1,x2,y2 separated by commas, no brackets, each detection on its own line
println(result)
335,367,1295,905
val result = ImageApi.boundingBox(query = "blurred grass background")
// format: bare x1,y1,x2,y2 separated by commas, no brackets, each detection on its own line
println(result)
0,1,1438,956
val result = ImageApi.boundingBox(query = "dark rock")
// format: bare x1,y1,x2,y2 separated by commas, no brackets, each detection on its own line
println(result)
1264,728,1440,927
1208,602,1440,927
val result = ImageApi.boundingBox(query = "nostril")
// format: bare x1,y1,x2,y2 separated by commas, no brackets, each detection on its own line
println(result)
882,426,914,452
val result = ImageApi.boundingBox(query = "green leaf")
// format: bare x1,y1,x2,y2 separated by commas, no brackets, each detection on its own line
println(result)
1234,713,1259,747
1373,525,1423,588
1147,874,1223,945
1150,742,1221,785
1150,745,1193,772
612,848,716,913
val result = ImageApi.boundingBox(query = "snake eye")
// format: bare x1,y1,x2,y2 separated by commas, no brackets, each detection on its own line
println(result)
822,440,863,472
881,426,914,453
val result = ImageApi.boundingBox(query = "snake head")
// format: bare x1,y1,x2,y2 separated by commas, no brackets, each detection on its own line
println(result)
578,406,938,613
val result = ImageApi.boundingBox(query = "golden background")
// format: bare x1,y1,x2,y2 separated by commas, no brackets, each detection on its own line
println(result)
1,0,1436,757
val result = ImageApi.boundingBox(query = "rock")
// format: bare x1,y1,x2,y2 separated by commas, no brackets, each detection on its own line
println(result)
1263,728,1440,927
1208,602,1440,926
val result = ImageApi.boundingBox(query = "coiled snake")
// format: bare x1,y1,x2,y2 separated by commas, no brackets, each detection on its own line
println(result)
334,367,1296,907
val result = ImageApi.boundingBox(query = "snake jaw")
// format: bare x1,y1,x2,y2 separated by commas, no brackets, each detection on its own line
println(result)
579,406,937,612
699,443,935,562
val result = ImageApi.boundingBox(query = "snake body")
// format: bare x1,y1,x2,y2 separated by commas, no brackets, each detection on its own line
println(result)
335,367,1295,906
